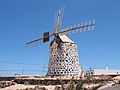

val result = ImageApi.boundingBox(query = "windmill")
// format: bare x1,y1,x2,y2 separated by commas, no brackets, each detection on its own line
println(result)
26,7,95,77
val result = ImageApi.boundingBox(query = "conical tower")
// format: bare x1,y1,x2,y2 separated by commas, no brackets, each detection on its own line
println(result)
48,34,82,76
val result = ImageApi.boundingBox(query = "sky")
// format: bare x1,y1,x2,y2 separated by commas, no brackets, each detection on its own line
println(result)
0,0,120,76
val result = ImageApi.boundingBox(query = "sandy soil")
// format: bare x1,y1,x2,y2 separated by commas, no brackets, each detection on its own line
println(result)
0,84,58,90
98,85,120,90
98,83,112,90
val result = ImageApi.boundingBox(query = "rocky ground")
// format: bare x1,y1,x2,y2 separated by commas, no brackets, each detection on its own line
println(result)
0,75,120,90
0,81,16,88
0,82,119,90
0,84,57,90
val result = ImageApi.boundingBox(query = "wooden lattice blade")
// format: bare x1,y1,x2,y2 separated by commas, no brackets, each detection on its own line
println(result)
53,7,64,33
58,20,95,35
26,33,54,45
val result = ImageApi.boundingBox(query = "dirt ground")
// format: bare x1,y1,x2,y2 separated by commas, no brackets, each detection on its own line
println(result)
0,84,58,90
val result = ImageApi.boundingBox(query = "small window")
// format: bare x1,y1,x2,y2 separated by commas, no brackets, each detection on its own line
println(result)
91,72,94,75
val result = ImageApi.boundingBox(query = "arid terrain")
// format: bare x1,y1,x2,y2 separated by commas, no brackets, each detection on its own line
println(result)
0,75,120,90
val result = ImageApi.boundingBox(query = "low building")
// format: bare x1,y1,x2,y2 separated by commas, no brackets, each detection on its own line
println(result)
85,69,120,76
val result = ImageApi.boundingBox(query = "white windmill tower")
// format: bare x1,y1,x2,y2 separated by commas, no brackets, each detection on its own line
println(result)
26,7,95,77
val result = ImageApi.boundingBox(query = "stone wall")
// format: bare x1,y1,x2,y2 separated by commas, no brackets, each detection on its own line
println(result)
48,41,81,76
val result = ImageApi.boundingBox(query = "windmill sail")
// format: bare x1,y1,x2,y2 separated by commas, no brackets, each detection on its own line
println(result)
53,7,64,33
58,20,95,35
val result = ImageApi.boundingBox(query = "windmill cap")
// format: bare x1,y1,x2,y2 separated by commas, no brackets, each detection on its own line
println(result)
58,34,75,43
50,34,75,47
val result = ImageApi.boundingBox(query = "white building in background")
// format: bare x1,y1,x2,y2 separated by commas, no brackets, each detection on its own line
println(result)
85,68,120,76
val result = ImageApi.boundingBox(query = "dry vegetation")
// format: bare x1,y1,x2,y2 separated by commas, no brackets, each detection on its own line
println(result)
0,75,116,90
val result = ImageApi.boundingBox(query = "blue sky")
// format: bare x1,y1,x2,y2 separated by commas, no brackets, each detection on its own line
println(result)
0,0,120,76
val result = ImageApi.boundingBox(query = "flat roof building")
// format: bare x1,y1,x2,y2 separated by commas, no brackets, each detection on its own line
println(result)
85,69,120,76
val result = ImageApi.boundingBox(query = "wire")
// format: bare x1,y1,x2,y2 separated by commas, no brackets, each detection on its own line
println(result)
0,60,44,66
0,70,48,73
0,70,44,71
